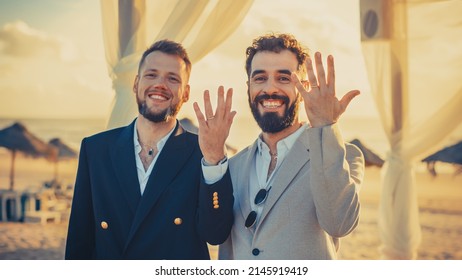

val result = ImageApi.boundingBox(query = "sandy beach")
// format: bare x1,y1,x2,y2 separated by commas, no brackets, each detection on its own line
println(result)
1,151,462,260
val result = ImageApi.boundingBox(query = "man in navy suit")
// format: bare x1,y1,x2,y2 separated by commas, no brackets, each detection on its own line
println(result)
65,40,235,259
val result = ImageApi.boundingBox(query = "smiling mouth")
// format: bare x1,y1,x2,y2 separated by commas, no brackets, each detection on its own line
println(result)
261,99,284,109
147,91,170,101
149,94,168,101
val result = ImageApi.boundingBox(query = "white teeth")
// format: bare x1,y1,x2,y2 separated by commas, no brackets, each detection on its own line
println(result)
262,100,282,108
149,94,167,100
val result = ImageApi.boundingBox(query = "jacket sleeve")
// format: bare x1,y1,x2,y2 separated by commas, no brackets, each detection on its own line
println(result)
308,123,365,238
196,169,234,245
65,138,95,259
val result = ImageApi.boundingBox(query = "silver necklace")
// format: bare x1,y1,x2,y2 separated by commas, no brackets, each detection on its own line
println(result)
138,139,155,156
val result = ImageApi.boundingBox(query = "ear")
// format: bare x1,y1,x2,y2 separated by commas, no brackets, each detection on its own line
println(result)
182,84,190,102
133,75,139,94
246,80,251,99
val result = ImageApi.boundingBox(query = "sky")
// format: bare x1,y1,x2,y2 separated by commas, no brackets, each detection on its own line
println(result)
0,0,112,119
0,0,376,120
0,0,461,155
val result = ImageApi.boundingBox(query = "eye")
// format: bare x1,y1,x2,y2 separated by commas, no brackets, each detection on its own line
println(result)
145,73,156,78
252,75,267,83
168,76,180,83
278,75,291,83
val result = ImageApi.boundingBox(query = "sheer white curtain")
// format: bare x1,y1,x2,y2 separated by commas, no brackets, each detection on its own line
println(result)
100,0,254,128
361,0,462,259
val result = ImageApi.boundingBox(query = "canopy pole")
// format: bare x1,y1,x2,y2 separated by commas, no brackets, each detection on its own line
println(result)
9,150,16,191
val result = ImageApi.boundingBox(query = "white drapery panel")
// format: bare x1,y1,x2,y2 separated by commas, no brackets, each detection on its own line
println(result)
100,0,254,128
361,0,462,259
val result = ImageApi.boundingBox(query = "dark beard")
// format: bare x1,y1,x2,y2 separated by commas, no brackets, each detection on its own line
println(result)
249,93,298,133
137,97,182,123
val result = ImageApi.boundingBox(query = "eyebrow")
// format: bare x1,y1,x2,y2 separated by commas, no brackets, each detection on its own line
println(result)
250,70,265,78
277,69,292,76
250,69,292,78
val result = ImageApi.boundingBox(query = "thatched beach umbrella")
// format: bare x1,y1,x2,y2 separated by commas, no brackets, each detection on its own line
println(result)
0,122,56,190
421,140,462,176
48,138,78,181
349,138,385,168
350,139,385,167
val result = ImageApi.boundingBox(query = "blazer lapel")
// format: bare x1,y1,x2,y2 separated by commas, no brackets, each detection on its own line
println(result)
110,120,141,215
124,123,194,249
256,131,311,233
236,141,258,234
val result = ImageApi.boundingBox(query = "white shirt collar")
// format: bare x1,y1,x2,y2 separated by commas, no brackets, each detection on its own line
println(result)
256,123,308,158
133,118,177,195
133,118,176,154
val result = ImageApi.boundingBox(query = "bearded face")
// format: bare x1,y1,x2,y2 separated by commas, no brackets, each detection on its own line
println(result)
249,93,299,133
134,51,189,124
247,50,303,134
136,93,183,123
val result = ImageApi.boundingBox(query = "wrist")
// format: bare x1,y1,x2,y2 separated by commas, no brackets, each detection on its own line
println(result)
309,119,335,128
203,155,228,166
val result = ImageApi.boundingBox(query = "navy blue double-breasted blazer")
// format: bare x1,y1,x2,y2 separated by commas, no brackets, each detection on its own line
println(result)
65,120,234,259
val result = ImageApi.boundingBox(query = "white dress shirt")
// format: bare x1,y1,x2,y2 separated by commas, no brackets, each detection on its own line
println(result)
250,124,308,226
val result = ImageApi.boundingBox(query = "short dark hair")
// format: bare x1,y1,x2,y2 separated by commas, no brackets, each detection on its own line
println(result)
245,33,309,78
138,39,192,78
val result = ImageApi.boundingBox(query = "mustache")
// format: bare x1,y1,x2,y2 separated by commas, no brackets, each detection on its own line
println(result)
253,94,289,104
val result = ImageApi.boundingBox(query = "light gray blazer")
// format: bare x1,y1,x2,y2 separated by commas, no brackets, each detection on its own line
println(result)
219,124,364,260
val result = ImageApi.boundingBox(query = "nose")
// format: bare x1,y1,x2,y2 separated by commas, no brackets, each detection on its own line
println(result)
153,75,168,88
262,77,278,95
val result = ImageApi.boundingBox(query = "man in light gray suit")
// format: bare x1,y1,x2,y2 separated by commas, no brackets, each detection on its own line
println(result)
218,33,365,259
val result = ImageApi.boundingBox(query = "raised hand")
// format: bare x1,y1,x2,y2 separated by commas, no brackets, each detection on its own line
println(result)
292,52,360,128
193,86,237,165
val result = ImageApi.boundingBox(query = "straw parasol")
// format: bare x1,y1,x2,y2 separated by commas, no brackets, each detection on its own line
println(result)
48,138,78,181
421,140,462,176
0,122,57,190
349,138,385,168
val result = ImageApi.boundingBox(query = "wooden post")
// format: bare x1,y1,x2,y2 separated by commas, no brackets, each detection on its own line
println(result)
9,150,16,191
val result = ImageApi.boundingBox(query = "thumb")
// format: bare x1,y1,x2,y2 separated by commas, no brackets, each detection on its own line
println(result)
339,90,360,111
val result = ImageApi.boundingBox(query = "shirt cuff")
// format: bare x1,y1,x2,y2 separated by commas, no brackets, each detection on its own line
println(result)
201,156,228,184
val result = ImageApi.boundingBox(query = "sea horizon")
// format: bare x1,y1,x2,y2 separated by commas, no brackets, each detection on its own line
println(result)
0,114,387,153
